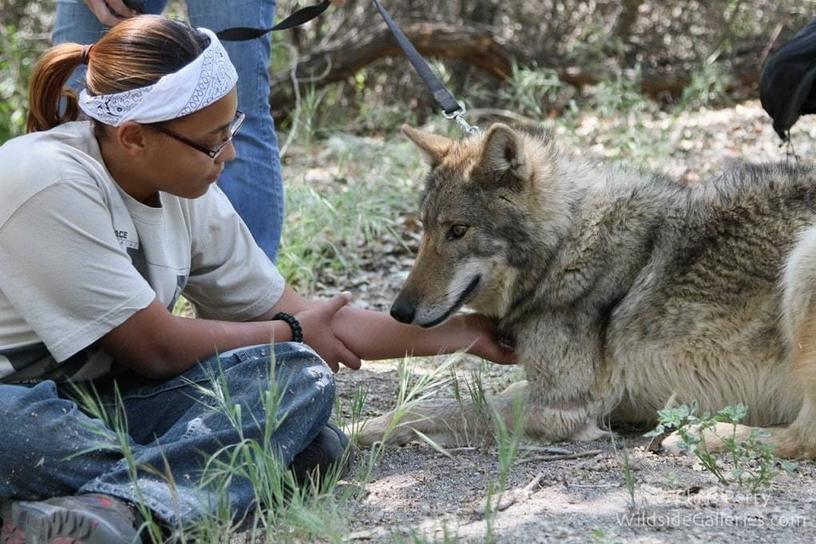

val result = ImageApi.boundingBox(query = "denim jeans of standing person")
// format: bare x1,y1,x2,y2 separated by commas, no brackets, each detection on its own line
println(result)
53,0,285,261
0,343,334,527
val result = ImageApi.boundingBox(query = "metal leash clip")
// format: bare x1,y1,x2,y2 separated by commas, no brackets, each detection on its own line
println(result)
443,102,481,136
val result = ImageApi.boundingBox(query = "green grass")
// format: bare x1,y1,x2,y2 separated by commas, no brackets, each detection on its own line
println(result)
278,135,423,291
610,433,638,511
481,387,525,544
75,350,475,543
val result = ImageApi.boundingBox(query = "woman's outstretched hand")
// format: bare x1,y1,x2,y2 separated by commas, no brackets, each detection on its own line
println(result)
295,293,362,372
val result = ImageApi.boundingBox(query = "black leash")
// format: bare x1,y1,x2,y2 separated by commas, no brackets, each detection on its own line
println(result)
215,0,479,135
216,0,333,41
370,0,479,134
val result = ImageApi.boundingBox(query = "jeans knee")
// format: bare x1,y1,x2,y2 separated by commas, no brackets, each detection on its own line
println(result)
275,343,335,410
0,382,58,420
214,343,336,416
301,356,336,408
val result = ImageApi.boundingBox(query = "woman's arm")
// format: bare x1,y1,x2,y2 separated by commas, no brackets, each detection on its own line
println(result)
263,287,516,371
99,299,289,379
100,292,352,379
330,306,516,364
104,284,513,379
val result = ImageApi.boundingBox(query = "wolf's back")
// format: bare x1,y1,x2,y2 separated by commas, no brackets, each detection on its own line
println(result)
610,161,816,360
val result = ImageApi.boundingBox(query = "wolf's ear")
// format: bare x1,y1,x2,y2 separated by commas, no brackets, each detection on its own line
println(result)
477,123,531,191
402,124,452,167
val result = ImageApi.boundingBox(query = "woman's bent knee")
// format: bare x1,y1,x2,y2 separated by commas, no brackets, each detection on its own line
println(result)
274,343,336,410
0,381,59,420
217,342,335,409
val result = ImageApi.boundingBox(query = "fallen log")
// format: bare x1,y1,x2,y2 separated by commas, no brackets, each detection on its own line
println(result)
269,22,518,113
269,23,769,115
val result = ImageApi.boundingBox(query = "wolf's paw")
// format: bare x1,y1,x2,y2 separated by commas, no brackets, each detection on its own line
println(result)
661,430,689,455
662,422,756,455
772,425,816,459
572,421,612,442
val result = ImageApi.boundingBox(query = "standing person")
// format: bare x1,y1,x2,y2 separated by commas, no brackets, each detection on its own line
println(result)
53,0,343,261
0,15,514,543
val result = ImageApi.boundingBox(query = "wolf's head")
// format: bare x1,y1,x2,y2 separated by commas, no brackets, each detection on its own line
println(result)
391,123,567,327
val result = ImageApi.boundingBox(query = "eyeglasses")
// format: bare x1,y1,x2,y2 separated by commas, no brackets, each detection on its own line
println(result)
151,110,245,159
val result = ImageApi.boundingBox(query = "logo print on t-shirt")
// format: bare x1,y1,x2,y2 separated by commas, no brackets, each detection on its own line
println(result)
114,228,138,250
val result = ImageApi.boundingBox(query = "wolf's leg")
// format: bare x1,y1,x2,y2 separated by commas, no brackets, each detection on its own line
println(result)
773,317,816,458
662,422,762,455
351,379,610,447
351,382,529,447
776,227,816,459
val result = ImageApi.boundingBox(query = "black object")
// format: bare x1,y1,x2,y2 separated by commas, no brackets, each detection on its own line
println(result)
215,0,332,41
116,0,323,36
370,0,463,118
122,0,146,13
289,422,352,484
273,312,303,343
214,0,472,128
760,18,816,141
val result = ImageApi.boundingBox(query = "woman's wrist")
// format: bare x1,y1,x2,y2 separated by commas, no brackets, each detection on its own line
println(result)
270,319,294,342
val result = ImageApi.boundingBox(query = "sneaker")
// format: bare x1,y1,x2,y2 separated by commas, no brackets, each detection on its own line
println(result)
290,422,354,484
1,493,140,544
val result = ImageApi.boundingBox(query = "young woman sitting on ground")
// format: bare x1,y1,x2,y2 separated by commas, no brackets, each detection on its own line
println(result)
0,15,514,543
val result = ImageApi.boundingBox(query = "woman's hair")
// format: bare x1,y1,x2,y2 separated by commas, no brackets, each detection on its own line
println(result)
26,15,209,133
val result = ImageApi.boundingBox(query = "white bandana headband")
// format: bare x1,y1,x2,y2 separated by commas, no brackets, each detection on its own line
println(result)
78,27,238,126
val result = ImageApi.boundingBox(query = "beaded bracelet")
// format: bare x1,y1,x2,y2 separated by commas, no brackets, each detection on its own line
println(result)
273,312,303,343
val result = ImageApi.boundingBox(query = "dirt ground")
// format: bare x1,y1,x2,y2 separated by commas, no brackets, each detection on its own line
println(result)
305,102,816,543
335,360,816,543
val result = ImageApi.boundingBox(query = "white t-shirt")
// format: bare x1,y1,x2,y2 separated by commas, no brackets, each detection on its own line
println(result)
0,121,285,383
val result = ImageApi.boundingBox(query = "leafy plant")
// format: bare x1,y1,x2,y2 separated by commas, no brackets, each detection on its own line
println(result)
647,403,781,493
0,24,46,142
675,52,734,112
590,527,624,544
499,63,566,120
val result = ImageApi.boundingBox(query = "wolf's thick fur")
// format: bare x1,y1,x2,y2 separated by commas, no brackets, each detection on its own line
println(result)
357,123,816,458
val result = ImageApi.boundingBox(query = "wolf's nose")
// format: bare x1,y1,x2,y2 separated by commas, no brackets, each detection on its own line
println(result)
390,299,416,324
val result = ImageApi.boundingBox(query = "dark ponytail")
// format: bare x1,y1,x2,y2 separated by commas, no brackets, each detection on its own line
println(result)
26,44,86,132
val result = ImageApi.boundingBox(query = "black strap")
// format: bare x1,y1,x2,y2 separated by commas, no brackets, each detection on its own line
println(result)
215,0,471,127
216,0,331,41
370,0,462,116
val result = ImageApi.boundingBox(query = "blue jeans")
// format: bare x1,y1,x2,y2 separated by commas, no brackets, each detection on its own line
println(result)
53,0,285,261
0,343,333,526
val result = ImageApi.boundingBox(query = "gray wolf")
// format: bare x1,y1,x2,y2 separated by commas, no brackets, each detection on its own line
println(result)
355,122,816,459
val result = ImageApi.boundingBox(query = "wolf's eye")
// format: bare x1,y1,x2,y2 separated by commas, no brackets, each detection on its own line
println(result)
448,224,469,240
